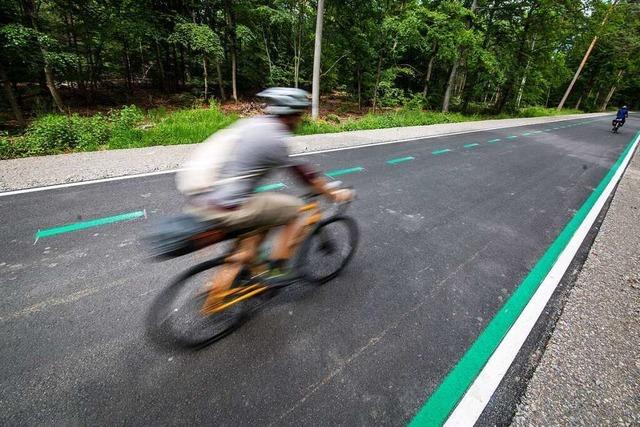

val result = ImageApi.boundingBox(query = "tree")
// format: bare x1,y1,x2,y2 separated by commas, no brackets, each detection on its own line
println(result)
311,0,324,119
169,23,224,100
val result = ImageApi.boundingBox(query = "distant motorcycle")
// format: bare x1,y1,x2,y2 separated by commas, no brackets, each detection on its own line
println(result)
611,118,624,133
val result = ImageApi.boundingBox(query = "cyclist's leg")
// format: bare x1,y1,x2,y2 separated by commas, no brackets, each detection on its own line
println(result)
209,192,302,275
208,232,266,293
233,193,304,265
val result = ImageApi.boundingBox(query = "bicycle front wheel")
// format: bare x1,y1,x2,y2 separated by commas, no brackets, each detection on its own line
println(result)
295,215,359,285
147,257,251,349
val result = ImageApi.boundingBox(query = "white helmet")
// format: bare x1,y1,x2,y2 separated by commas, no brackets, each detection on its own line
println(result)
257,87,310,115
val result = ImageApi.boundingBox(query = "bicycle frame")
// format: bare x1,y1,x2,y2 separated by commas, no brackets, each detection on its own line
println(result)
200,198,326,315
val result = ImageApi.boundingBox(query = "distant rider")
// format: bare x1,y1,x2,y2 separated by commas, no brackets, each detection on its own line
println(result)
615,105,629,126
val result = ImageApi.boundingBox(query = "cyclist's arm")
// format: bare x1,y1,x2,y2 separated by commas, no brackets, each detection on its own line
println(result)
290,162,349,202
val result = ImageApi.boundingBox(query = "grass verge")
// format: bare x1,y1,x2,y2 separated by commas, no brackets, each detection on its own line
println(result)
0,105,585,160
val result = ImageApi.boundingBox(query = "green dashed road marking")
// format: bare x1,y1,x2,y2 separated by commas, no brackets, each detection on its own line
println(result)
325,166,365,178
522,132,532,136
532,130,543,134
387,156,415,165
487,139,501,143
463,143,479,149
432,149,452,155
35,210,146,241
506,135,518,140
255,182,286,192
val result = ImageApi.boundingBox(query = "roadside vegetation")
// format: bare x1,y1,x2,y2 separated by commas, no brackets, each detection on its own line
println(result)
0,102,583,160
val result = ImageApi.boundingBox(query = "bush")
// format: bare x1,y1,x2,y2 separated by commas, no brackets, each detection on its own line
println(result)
21,113,112,155
403,94,428,111
107,105,145,150
111,105,144,128
0,137,26,159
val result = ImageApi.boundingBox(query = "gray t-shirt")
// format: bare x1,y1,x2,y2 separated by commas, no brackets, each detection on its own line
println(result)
205,116,293,207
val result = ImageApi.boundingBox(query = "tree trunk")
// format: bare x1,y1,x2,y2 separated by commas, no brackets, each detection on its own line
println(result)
545,85,551,107
154,39,166,91
516,39,535,109
442,0,477,113
202,57,209,100
22,0,66,112
293,0,304,88
262,31,273,79
592,89,601,108
357,66,362,111
224,0,238,102
422,55,435,97
372,55,383,112
172,46,181,88
215,61,226,100
574,95,583,110
311,0,325,119
557,0,618,110
0,64,26,127
442,59,459,113
43,62,65,112
600,70,623,111
123,40,133,92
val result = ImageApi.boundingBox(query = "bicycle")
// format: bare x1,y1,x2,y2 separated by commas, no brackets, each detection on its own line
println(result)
145,187,359,349
612,118,624,133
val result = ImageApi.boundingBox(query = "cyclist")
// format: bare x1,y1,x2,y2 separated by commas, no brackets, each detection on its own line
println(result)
615,105,629,126
176,87,352,292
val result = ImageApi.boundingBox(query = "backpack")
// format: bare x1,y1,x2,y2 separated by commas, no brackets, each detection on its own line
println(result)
175,127,240,196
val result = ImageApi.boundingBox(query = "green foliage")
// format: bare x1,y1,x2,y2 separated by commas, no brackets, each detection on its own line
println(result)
20,114,111,155
296,109,473,136
517,107,582,118
112,105,144,128
0,136,30,160
142,106,236,147
169,23,224,60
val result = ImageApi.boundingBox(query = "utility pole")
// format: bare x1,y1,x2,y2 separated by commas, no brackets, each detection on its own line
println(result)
311,0,325,120
557,0,618,111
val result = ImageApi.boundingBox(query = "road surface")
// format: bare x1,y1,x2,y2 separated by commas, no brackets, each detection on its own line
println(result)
1,116,637,425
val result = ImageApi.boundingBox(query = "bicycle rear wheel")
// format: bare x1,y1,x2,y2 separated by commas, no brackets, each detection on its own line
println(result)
147,257,253,349
295,215,359,285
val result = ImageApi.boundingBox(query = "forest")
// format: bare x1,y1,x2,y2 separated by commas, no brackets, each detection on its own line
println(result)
1,0,639,157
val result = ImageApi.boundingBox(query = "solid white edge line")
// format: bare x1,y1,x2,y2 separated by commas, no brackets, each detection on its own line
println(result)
444,133,640,427
0,168,183,197
0,115,609,197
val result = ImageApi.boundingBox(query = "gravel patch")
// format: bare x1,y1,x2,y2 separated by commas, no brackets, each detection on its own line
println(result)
512,149,640,426
0,113,609,192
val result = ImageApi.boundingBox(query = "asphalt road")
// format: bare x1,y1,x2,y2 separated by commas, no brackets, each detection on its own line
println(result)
1,116,637,425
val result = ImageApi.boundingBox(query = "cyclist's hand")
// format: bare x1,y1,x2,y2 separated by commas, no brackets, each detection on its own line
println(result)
330,188,354,203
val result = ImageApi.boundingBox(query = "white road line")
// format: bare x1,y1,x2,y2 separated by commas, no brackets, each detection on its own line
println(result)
0,168,183,197
0,116,607,197
444,132,640,427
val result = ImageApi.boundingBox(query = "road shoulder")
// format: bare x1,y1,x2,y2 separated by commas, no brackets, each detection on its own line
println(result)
511,148,640,426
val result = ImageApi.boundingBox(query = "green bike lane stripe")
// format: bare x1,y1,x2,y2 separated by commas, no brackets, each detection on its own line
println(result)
410,130,640,427
325,166,365,178
35,210,146,241
463,143,479,149
255,182,286,192
387,156,415,165
432,149,452,155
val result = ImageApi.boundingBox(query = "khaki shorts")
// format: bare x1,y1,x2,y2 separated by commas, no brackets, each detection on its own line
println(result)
187,192,303,231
